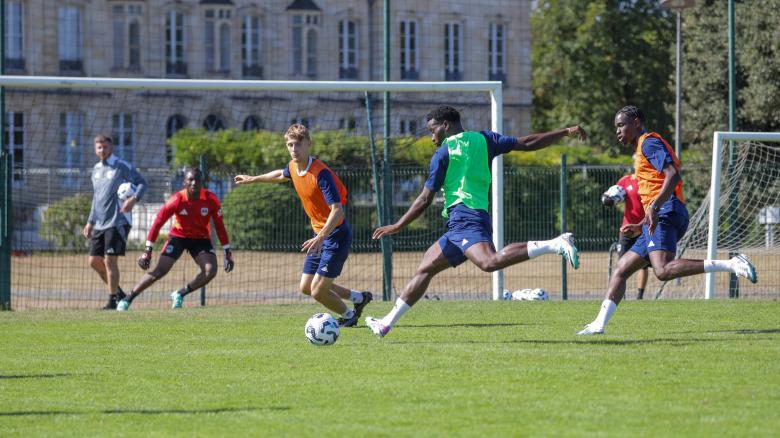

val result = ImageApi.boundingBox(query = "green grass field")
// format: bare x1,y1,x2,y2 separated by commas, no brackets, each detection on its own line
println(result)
1,301,779,437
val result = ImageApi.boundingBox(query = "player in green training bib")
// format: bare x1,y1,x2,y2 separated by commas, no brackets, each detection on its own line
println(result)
365,106,587,338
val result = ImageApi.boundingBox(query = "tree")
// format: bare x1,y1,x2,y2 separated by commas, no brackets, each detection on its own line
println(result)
532,0,675,156
682,0,780,156
40,194,92,250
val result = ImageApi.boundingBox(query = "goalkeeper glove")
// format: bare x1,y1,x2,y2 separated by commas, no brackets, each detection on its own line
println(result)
224,249,234,273
138,245,153,270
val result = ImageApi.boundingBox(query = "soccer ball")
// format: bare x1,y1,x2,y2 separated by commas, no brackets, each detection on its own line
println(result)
511,288,549,301
601,184,626,206
117,182,138,201
304,313,340,346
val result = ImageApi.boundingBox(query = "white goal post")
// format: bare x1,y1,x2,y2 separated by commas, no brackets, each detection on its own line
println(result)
0,75,506,300
705,131,780,299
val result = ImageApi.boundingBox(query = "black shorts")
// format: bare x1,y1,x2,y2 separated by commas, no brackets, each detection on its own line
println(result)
617,233,639,258
90,225,130,257
161,237,215,260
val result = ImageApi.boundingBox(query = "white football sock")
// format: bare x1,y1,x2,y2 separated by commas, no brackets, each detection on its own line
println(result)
350,290,364,304
703,259,732,273
593,299,617,328
380,298,411,328
341,308,355,319
527,238,559,259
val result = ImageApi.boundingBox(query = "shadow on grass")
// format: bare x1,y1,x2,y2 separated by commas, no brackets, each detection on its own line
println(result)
397,323,529,329
0,373,74,380
385,337,776,346
711,328,780,335
0,406,289,417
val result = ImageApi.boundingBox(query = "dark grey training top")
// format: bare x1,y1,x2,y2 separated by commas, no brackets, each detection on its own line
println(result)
88,154,147,231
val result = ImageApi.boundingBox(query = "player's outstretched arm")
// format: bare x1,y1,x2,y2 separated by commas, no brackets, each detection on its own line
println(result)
234,169,288,185
372,187,436,239
514,125,587,152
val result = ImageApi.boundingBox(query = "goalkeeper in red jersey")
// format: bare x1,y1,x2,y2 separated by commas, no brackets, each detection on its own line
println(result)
117,167,234,311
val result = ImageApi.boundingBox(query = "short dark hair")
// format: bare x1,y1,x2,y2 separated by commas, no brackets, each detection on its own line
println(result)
425,106,461,125
185,167,203,182
616,105,645,125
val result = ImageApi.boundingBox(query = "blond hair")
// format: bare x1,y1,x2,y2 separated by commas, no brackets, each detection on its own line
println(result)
284,123,311,143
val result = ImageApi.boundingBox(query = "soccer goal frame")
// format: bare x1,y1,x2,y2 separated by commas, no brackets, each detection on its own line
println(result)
0,75,507,301
705,131,780,299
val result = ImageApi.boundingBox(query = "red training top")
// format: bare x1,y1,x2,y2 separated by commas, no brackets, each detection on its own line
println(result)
616,174,645,226
147,188,229,245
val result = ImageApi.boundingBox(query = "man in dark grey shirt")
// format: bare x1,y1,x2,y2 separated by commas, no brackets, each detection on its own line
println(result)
81,134,147,309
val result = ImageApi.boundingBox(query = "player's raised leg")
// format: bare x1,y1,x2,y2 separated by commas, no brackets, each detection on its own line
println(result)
464,233,580,272
365,241,451,338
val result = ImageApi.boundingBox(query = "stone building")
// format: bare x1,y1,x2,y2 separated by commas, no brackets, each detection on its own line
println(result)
4,0,532,187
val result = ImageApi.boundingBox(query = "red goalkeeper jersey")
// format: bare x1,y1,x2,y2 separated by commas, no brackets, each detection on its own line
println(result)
147,189,229,245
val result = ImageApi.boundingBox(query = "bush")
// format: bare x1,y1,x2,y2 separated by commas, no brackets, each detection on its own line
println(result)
222,182,308,250
40,194,92,250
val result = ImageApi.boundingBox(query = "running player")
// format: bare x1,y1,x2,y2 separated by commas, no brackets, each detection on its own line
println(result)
365,106,586,338
577,106,757,334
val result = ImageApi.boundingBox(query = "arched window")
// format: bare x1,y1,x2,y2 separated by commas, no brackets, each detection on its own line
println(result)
306,29,317,77
166,114,187,164
243,116,263,131
203,114,226,132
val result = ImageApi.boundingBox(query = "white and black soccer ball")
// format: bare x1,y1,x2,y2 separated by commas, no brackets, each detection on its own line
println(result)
511,288,549,301
117,182,138,201
601,184,626,206
304,313,340,346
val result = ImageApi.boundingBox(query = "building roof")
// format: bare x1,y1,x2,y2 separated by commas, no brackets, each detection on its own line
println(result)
286,0,321,11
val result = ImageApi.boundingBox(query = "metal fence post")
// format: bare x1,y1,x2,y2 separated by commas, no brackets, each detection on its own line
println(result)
560,154,568,301
199,154,207,307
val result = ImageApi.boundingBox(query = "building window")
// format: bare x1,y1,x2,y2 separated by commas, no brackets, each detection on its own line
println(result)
339,118,356,131
399,119,417,135
291,13,319,77
444,22,462,81
166,115,187,164
58,6,82,74
166,11,187,76
243,116,263,131
112,113,134,163
4,112,25,184
338,20,358,79
488,23,506,82
205,8,232,73
203,114,226,132
60,112,84,187
400,20,419,80
241,15,262,78
113,4,143,71
5,2,24,71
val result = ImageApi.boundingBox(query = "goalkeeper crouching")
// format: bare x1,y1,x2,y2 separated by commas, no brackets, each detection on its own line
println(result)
117,167,234,311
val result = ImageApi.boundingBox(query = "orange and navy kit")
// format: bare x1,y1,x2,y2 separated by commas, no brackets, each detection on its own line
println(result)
147,189,230,245
628,132,689,259
283,156,351,278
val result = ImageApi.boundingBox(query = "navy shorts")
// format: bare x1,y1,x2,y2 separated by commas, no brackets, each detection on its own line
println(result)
630,208,689,259
438,205,493,268
303,222,352,278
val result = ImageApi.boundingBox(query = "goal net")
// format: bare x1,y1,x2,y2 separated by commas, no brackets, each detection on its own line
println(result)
1,76,508,309
657,132,780,299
